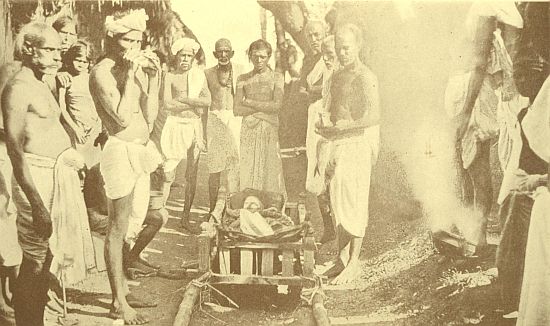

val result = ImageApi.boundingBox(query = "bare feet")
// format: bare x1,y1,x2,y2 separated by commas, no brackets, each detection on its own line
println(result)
109,305,149,325
180,218,199,235
321,259,345,278
331,260,360,285
0,302,14,319
124,261,158,280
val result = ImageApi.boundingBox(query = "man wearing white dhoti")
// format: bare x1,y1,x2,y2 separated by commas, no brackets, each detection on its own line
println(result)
204,38,243,212
302,21,338,244
89,8,162,325
2,22,95,325
515,71,550,326
317,24,380,285
161,37,211,232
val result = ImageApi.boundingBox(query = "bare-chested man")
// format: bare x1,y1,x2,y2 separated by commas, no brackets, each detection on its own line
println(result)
302,21,336,244
204,38,243,212
317,24,380,285
161,37,210,232
89,9,162,325
1,22,82,326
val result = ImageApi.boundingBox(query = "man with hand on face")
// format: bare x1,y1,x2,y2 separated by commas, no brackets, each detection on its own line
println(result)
161,37,211,232
204,38,244,213
89,9,162,325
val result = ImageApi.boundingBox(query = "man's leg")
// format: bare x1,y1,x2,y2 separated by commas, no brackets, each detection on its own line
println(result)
322,224,350,278
466,141,493,247
208,172,221,213
332,232,363,285
162,168,176,206
318,188,336,243
13,250,52,326
181,143,200,231
105,195,149,325
455,141,474,208
125,210,165,271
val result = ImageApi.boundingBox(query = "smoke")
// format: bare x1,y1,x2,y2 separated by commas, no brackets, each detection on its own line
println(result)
340,2,487,244
395,116,484,244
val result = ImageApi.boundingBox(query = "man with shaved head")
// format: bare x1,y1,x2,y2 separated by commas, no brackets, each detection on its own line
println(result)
204,38,244,212
317,23,380,285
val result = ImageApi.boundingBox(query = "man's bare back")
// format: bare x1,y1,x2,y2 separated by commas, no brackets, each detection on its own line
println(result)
90,58,150,144
2,67,70,158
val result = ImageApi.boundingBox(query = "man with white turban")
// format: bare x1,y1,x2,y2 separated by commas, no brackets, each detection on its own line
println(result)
160,37,210,232
90,8,161,325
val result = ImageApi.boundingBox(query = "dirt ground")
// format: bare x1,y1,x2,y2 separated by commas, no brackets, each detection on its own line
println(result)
0,146,509,326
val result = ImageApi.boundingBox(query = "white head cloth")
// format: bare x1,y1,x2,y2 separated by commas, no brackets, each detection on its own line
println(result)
171,37,200,56
105,9,149,37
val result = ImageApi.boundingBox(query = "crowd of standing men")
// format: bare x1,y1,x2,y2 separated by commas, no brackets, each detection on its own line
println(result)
2,2,548,326
0,6,381,325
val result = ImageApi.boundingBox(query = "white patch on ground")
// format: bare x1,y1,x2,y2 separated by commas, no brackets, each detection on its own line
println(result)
159,227,188,236
143,247,162,254
324,232,435,291
71,272,111,294
437,267,497,297
330,303,418,324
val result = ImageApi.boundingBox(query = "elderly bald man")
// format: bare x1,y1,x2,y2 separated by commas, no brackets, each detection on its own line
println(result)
203,38,244,212
160,37,211,232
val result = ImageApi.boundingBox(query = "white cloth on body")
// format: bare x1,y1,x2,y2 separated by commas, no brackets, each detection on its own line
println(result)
516,187,550,326
160,67,205,172
100,136,162,242
329,125,380,238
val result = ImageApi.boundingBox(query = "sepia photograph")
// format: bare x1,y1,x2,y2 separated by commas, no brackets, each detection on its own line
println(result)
0,0,548,325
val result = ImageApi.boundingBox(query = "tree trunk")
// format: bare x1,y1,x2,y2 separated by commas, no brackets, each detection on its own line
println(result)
260,6,267,40
257,0,312,57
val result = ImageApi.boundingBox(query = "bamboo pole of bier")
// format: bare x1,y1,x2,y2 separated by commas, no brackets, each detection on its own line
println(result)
172,272,211,326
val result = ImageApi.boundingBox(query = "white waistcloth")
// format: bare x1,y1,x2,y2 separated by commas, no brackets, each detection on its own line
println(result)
100,136,162,199
188,67,206,99
305,65,333,195
329,126,380,237
0,141,21,267
125,173,151,243
497,99,529,205
160,116,200,172
522,76,550,164
49,148,96,286
306,58,325,89
516,187,550,326
306,99,329,195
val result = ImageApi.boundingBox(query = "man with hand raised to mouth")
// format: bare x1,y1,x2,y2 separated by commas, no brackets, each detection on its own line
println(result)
90,9,162,325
